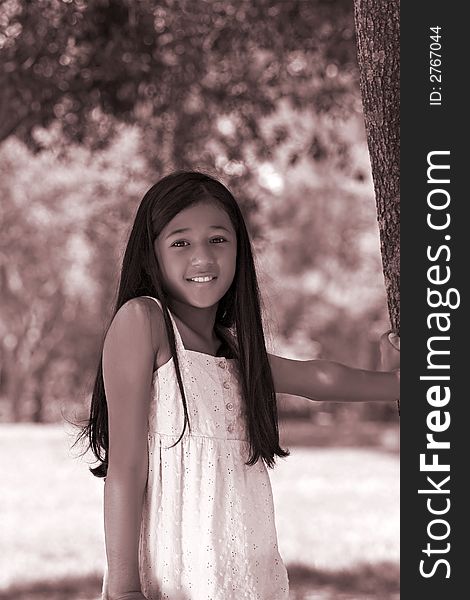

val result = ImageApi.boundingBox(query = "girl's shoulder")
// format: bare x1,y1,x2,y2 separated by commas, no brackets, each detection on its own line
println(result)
107,296,171,371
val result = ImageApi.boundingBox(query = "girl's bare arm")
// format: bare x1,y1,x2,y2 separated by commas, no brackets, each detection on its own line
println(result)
268,354,399,403
102,298,157,599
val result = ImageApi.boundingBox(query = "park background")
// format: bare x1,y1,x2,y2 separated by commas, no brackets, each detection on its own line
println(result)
0,1,399,599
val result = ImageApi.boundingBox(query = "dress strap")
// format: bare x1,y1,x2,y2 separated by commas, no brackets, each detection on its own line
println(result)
140,296,186,354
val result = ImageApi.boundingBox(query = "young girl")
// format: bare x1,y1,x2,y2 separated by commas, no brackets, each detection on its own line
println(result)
77,170,400,600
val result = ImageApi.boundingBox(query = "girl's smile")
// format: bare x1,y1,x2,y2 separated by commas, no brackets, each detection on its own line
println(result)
154,201,237,309
187,275,217,283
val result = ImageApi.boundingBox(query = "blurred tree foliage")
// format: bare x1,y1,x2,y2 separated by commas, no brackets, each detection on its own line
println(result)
1,0,357,161
0,128,149,422
0,0,396,424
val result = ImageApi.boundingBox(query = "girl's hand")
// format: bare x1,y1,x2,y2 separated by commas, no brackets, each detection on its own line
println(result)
380,330,400,372
111,593,148,600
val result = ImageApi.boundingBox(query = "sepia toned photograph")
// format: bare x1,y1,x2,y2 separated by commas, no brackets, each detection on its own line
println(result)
0,1,400,599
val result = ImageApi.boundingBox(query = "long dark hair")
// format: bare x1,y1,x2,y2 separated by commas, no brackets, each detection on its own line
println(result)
74,170,289,477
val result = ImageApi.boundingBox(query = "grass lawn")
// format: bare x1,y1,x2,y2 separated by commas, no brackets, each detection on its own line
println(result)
0,423,399,599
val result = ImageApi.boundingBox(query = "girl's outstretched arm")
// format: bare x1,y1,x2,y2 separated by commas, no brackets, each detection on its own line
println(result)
268,345,399,403
102,298,157,600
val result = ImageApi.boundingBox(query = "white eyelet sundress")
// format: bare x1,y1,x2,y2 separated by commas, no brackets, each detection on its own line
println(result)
101,295,289,600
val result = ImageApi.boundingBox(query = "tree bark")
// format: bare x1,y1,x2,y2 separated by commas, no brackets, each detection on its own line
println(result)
353,0,400,334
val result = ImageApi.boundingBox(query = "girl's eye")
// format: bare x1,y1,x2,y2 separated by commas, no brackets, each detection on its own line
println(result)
171,237,227,247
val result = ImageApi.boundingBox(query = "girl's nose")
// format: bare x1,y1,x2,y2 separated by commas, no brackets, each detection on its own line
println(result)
190,246,216,267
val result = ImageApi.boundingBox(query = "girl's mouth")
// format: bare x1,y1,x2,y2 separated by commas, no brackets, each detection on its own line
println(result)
186,276,217,283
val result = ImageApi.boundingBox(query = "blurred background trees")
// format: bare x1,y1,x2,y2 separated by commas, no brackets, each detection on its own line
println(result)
0,0,396,426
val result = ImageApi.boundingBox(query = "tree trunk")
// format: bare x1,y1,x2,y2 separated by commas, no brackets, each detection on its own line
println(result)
353,0,400,334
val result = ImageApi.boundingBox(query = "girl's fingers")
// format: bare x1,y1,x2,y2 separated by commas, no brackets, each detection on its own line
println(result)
387,332,400,351
379,331,400,371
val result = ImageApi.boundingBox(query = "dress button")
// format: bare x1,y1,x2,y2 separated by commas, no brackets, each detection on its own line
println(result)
223,381,230,389
226,402,233,411
227,423,234,433
218,360,226,369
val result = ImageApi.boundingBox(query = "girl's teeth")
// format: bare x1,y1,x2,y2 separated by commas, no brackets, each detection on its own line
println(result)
190,276,214,282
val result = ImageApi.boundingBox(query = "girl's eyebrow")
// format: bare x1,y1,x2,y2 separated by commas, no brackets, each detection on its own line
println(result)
165,225,232,239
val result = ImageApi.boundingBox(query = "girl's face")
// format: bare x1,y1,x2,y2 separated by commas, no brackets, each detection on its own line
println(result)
154,201,237,310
